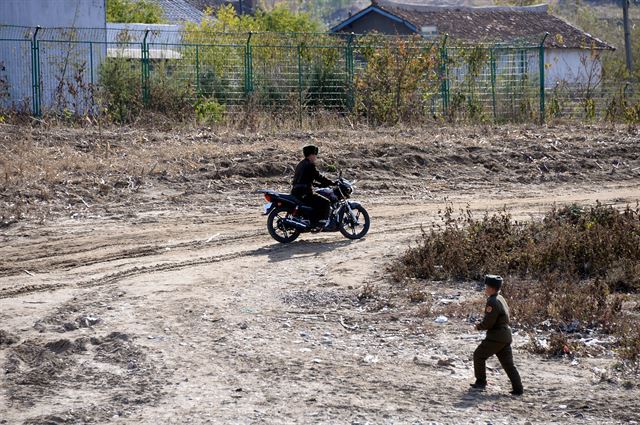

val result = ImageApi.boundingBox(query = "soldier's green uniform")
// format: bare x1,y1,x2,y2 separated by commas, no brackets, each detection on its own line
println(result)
472,275,523,395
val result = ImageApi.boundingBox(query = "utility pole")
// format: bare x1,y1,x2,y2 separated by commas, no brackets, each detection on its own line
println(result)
622,0,633,73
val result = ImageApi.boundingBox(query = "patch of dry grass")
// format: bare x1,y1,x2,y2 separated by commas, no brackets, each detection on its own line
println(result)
392,203,640,292
2,122,640,227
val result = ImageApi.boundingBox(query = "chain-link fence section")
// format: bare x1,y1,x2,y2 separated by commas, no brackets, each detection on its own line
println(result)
1,25,638,124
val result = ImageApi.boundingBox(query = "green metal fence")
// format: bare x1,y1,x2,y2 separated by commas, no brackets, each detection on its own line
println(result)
0,25,638,124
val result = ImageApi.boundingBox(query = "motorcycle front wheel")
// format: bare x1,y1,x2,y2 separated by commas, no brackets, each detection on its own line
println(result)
267,207,301,243
339,205,370,240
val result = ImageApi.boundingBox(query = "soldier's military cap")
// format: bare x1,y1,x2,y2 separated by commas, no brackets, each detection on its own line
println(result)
484,274,503,290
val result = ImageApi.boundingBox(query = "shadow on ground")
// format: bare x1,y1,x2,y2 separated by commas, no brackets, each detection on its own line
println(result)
251,239,358,263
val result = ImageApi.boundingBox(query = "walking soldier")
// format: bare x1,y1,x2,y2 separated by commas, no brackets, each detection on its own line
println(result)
470,275,524,396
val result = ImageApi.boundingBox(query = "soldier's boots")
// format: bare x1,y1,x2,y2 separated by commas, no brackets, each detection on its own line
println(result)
470,381,524,396
469,381,487,390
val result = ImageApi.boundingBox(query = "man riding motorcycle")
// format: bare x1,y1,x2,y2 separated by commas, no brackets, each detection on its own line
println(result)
291,145,336,229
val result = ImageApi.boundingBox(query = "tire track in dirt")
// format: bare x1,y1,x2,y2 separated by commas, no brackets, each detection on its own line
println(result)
0,230,262,277
0,214,418,299
1,214,255,264
5,181,637,270
3,183,639,299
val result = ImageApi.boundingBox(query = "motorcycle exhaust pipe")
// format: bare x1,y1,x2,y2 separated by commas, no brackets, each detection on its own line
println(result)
282,217,308,231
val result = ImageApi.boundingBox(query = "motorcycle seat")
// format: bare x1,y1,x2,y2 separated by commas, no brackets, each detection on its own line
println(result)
274,193,313,212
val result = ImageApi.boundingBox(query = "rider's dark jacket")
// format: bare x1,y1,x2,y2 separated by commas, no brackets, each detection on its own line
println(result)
291,158,333,198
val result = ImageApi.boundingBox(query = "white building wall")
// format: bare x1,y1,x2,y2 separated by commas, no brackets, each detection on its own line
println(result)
544,48,604,88
0,0,107,113
0,0,106,28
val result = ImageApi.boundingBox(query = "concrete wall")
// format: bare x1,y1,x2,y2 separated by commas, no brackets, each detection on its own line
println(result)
0,0,107,113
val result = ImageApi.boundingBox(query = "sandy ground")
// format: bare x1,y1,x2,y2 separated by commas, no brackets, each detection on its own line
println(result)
1,124,640,424
1,180,639,424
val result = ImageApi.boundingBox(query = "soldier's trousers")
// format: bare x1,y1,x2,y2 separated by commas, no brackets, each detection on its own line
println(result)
303,193,330,224
474,339,523,391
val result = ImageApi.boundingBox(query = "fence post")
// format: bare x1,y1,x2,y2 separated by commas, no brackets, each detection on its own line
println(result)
89,41,94,87
539,32,548,124
440,34,449,117
142,29,150,106
88,41,95,112
297,43,303,126
31,26,41,116
195,45,200,97
490,47,497,121
244,32,253,95
345,32,355,111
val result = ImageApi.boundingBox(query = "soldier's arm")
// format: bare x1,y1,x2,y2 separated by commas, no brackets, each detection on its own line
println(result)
476,300,499,331
312,165,334,187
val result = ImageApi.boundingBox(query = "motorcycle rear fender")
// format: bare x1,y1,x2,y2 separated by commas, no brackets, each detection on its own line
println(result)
259,191,297,210
272,198,298,210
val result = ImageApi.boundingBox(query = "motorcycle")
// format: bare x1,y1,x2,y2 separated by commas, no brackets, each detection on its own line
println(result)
258,174,370,243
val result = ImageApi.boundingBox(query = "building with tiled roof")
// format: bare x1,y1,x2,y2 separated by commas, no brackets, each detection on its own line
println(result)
331,0,614,87
332,1,612,49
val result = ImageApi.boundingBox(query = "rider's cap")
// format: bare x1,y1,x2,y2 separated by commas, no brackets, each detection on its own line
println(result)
303,145,319,157
484,274,503,290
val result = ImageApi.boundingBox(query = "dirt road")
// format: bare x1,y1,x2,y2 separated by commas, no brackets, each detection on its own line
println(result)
2,179,639,424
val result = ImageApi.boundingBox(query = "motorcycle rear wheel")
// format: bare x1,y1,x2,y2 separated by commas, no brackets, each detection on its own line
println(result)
267,207,301,243
339,205,370,240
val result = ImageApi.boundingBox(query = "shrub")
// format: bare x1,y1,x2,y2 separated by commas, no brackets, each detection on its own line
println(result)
392,202,640,292
354,34,440,125
502,277,623,331
306,52,348,109
616,319,640,372
195,99,225,124
97,58,143,123
199,69,233,104
148,63,194,119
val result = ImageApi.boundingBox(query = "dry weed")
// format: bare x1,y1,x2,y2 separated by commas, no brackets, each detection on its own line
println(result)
358,283,379,302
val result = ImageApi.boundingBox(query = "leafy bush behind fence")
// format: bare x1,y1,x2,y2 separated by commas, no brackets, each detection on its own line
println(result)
1,25,639,125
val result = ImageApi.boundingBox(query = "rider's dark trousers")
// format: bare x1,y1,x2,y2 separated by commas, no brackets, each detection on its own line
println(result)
303,193,330,224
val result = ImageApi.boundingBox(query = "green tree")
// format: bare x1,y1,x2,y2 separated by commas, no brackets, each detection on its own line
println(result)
262,0,352,25
185,3,322,33
255,5,323,32
106,0,166,24
181,5,334,109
